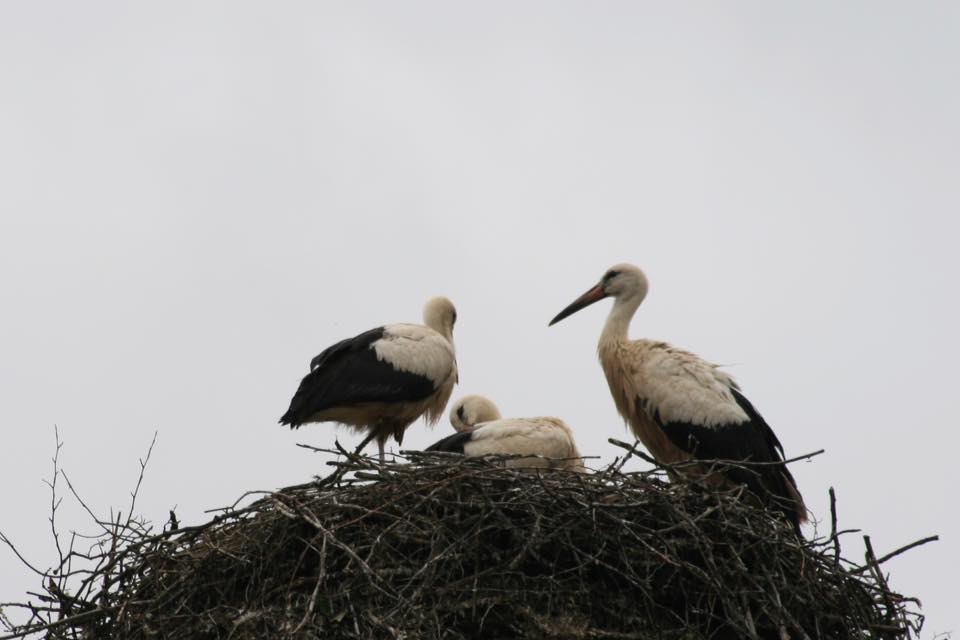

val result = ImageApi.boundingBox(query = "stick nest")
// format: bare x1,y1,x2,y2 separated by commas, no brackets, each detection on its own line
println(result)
3,446,929,640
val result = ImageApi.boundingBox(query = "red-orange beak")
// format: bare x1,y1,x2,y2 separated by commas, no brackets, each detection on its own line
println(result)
549,284,607,326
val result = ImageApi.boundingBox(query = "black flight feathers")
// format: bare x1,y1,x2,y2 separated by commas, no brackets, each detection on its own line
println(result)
652,388,785,466
424,430,472,454
309,327,383,372
651,387,802,530
279,326,436,427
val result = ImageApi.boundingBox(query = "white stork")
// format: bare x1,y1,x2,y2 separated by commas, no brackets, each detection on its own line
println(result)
426,395,586,472
280,297,458,461
549,264,806,531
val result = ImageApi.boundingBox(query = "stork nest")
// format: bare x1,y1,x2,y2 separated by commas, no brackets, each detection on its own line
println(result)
2,443,932,640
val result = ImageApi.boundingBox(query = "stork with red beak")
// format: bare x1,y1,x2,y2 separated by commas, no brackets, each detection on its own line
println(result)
550,264,806,531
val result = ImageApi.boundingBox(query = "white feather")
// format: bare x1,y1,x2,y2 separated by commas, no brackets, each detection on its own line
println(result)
374,323,457,387
625,340,747,428
462,417,585,471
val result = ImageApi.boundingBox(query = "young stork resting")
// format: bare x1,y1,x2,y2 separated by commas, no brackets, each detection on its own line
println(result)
280,297,458,461
449,394,502,433
549,264,806,531
426,395,586,472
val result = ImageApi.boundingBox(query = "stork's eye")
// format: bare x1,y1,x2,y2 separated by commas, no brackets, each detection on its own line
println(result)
457,406,465,421
451,310,457,325
603,270,621,282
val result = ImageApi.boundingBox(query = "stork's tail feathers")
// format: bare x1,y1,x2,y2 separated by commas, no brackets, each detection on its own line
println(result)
278,411,301,428
757,463,807,535
778,465,808,532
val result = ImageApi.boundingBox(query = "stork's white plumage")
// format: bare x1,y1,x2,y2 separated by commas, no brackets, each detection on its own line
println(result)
550,264,806,531
426,395,586,472
280,297,458,461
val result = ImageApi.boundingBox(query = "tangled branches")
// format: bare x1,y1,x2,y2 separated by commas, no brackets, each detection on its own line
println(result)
1,441,934,640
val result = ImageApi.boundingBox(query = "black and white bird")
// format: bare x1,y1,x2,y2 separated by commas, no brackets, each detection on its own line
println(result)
280,297,458,461
550,264,806,530
427,395,586,472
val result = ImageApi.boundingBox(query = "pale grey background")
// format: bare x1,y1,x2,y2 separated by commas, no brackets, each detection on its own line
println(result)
1,2,957,635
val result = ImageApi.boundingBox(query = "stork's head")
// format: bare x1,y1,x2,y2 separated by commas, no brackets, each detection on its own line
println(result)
549,263,649,325
423,296,457,341
449,395,502,432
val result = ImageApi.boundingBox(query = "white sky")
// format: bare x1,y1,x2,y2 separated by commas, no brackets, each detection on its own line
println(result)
1,2,957,635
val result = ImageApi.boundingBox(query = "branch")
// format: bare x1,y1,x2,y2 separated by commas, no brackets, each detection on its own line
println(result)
851,535,939,574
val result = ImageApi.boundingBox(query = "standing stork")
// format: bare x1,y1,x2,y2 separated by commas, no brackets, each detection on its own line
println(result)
280,297,458,461
549,264,806,531
427,395,586,472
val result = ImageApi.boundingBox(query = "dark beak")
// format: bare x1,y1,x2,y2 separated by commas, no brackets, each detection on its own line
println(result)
549,284,607,326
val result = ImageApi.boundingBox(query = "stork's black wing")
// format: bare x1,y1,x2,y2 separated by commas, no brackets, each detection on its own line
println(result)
424,431,472,453
279,327,435,426
653,388,804,531
308,328,379,372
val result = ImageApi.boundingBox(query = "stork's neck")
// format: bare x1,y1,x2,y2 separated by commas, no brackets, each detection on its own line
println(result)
424,319,453,343
600,293,641,345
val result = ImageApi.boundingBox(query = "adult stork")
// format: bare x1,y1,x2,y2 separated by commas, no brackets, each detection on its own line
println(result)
280,297,458,461
426,395,586,472
549,264,806,531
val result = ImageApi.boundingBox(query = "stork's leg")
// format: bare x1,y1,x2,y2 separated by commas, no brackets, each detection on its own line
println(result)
353,430,379,458
377,439,385,465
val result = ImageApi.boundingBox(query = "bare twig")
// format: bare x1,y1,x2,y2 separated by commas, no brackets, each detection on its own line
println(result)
829,486,840,566
127,431,158,522
851,535,940,574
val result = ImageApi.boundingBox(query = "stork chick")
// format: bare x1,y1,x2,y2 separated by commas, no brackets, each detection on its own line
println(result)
449,394,502,432
427,395,586,472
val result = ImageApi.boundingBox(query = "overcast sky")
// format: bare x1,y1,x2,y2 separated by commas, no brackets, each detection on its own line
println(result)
1,2,957,635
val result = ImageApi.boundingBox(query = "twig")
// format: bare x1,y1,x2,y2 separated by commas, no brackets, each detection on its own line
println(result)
851,535,939,574
127,431,158,521
829,487,840,567
862,535,898,627
0,606,113,640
